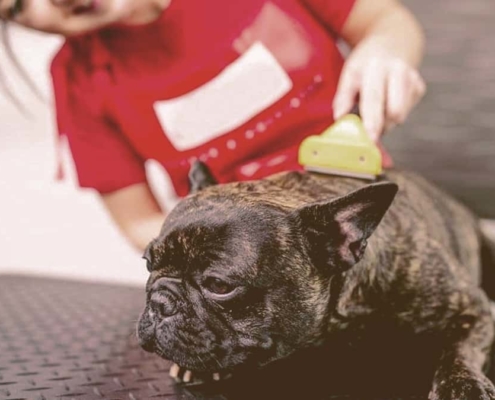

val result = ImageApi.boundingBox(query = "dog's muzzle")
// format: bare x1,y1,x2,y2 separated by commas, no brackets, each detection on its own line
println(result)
150,290,178,319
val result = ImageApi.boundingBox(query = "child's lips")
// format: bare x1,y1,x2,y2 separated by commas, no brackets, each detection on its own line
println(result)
74,0,100,14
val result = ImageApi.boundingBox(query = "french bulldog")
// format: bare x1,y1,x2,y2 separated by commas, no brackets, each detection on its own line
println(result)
137,162,495,399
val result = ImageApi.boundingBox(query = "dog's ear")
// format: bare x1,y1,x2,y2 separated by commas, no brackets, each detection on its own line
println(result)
292,182,398,273
188,161,218,193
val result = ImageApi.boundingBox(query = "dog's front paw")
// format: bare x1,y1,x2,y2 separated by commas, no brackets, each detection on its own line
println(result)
169,363,231,386
429,373,495,400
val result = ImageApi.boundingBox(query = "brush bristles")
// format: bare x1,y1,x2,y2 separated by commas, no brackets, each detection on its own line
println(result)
304,166,377,181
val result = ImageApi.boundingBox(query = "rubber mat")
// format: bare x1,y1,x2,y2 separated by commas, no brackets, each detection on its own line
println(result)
0,274,494,400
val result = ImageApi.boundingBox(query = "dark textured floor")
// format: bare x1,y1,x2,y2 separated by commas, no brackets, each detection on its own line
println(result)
384,0,495,218
1,275,493,400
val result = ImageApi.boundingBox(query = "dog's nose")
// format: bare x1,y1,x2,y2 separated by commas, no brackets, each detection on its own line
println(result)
150,291,178,319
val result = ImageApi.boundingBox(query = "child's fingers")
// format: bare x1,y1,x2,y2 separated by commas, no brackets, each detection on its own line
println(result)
334,55,425,140
359,59,387,142
385,61,410,126
385,61,426,128
333,63,360,120
409,69,427,109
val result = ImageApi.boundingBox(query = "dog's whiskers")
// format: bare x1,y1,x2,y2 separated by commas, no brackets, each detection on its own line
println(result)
196,353,208,369
212,302,225,310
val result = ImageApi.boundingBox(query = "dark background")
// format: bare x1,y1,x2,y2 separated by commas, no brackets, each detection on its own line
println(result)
384,0,494,218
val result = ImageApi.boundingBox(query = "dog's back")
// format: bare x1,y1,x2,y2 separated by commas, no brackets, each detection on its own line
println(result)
212,169,483,284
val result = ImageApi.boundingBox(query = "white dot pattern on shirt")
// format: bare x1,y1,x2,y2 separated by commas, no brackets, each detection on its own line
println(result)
245,130,255,139
240,162,261,177
209,148,219,158
221,74,323,153
256,122,266,133
290,98,301,108
227,140,237,150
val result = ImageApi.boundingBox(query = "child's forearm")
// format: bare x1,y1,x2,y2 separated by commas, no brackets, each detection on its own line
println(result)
351,4,425,68
100,183,167,253
335,0,426,140
127,213,168,252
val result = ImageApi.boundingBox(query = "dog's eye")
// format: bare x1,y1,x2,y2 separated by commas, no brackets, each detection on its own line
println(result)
203,277,235,295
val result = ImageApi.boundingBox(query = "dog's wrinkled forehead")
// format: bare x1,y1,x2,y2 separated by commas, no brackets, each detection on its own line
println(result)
148,194,288,277
157,222,229,275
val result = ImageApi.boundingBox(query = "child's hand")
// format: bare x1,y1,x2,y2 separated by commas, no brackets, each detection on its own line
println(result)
332,43,426,142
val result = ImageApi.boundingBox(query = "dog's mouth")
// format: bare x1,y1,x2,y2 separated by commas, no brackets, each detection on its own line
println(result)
152,337,262,372
137,299,280,372
138,325,275,372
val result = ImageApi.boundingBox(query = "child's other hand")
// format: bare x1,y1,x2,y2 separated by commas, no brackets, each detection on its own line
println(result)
332,44,426,142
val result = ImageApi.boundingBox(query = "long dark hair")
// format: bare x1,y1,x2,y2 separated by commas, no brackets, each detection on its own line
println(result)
1,20,45,115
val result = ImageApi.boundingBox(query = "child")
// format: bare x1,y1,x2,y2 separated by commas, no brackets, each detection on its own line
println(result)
1,0,425,251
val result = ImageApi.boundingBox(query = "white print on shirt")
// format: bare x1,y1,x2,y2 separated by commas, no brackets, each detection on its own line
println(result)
153,42,293,152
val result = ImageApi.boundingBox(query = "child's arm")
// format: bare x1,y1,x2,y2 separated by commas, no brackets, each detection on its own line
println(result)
100,183,166,253
333,0,426,141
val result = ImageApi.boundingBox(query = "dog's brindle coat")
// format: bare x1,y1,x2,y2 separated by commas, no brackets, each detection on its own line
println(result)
138,164,495,399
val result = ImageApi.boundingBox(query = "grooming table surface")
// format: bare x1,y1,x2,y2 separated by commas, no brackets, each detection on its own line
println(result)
0,276,177,400
0,275,494,400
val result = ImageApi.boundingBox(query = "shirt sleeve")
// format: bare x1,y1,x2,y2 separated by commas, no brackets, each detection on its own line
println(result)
50,46,147,194
300,0,357,36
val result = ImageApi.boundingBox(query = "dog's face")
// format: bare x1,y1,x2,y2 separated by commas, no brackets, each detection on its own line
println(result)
137,163,397,372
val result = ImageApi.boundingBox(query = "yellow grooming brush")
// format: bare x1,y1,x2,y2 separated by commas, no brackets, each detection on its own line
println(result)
298,113,383,180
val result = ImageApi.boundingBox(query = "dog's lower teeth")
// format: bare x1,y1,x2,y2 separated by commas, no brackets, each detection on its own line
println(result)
169,363,180,379
183,370,192,382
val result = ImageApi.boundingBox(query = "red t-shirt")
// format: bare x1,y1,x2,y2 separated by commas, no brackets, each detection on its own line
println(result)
51,0,356,197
